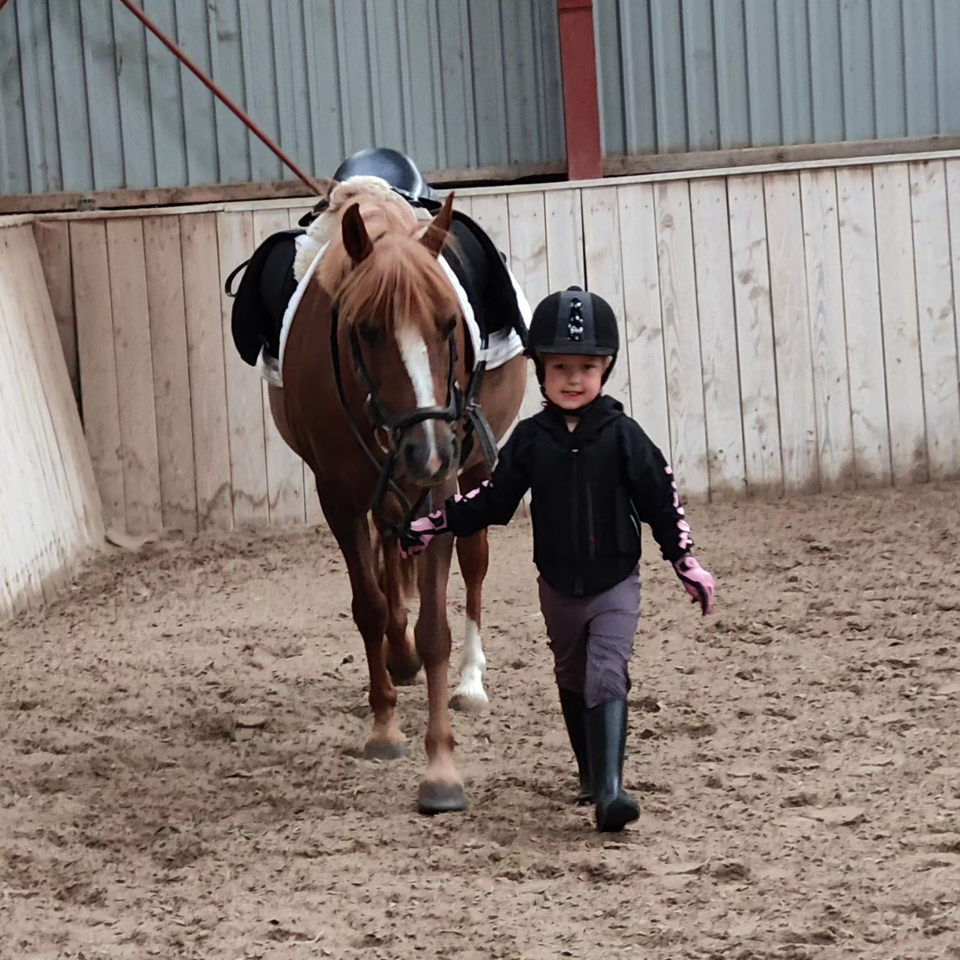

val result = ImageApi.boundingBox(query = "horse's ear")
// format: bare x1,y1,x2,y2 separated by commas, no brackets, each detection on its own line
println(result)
342,202,373,264
420,192,454,258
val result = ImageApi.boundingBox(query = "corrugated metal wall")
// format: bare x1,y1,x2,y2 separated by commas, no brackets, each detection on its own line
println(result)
597,0,960,157
0,0,565,196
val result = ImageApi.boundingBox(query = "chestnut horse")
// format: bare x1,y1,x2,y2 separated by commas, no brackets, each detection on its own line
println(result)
267,180,527,813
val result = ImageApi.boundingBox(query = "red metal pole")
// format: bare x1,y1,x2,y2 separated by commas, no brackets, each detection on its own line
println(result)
113,0,323,196
556,0,603,181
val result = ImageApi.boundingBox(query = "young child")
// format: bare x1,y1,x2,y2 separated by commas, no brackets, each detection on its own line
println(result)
400,286,715,832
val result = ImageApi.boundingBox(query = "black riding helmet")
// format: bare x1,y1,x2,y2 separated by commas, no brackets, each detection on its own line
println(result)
527,286,619,384
333,147,439,208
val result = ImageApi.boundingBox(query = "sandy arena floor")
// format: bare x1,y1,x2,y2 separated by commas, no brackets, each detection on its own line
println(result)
1,483,958,960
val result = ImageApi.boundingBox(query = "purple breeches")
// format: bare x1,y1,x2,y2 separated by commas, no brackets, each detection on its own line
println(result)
538,570,641,708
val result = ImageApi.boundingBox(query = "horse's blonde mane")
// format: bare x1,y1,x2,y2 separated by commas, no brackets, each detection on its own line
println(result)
316,185,458,334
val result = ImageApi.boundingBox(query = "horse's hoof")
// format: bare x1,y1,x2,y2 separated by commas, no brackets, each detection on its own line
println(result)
387,657,422,686
418,781,469,815
449,691,489,714
363,739,410,762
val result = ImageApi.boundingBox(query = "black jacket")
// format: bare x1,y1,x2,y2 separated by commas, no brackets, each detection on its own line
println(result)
446,395,693,597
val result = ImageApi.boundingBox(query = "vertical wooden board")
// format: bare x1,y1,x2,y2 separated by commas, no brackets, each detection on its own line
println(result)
872,164,928,485
726,176,783,495
17,244,104,588
254,209,305,525
32,220,79,404
105,220,163,535
580,187,630,413
143,216,198,535
948,161,960,396
544,189,585,291
835,167,892,487
690,178,746,498
469,194,511,257
4,230,79,560
799,170,855,490
216,211,268,527
763,173,819,493
0,248,62,609
654,180,710,497
616,183,670,453
909,160,960,479
507,193,549,420
453,195,474,220
181,213,233,530
70,220,125,531
17,228,100,540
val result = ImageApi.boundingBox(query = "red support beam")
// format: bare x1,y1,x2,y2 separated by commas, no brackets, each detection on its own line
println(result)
556,0,603,182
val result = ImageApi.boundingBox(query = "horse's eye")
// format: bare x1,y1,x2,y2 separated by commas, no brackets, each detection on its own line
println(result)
441,316,458,338
358,324,380,345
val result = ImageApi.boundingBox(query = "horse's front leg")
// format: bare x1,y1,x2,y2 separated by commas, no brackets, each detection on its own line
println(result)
415,533,467,813
321,501,408,761
379,534,422,685
450,529,489,712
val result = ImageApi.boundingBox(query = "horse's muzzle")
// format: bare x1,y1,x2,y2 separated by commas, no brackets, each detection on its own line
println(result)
398,422,458,485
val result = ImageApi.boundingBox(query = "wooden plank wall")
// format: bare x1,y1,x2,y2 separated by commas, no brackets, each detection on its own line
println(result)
0,222,103,620
31,157,960,534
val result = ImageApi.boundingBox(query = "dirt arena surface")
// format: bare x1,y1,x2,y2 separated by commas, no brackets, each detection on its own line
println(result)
1,482,958,960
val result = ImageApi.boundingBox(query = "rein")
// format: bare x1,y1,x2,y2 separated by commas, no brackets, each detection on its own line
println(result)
328,303,495,537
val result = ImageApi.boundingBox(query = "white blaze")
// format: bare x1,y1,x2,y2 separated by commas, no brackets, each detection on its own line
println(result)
397,325,439,472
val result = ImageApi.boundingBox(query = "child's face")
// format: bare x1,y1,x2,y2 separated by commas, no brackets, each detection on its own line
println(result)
542,354,611,411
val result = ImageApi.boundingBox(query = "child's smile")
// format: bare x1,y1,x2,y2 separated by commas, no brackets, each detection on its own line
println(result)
543,354,612,411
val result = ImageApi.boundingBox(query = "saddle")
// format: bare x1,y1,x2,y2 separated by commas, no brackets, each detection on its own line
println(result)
226,228,304,366
226,211,527,368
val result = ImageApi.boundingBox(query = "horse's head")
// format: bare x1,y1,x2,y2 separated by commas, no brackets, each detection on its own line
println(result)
324,190,463,487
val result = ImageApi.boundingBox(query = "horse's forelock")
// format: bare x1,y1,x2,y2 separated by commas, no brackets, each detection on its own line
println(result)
337,234,457,336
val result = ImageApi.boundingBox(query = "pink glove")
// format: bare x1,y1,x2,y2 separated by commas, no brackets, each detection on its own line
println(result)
673,554,715,615
400,509,450,558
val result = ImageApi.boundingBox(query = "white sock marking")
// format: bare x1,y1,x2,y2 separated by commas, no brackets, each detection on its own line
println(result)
453,617,488,703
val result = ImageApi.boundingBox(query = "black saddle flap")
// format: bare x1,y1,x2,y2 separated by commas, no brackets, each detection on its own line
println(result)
229,229,304,366
443,211,527,348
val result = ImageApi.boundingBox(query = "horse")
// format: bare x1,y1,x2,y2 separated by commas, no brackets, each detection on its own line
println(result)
264,177,528,813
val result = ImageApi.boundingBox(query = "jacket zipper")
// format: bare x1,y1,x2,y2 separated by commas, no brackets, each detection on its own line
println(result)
571,448,583,595
586,481,596,561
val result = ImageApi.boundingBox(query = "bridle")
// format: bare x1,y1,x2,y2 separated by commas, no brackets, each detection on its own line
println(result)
329,302,496,536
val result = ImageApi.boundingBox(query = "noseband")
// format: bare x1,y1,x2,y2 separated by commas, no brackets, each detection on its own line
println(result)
329,302,495,536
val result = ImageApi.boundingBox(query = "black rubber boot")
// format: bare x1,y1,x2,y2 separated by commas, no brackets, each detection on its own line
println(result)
558,688,592,805
585,698,639,832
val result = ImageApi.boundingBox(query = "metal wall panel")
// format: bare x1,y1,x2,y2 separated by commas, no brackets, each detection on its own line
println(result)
597,0,960,157
0,0,564,196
